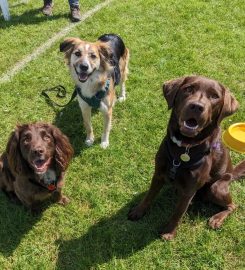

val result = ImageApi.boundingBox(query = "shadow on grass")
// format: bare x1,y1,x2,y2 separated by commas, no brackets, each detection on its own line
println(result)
52,100,87,157
55,186,176,269
55,185,223,269
0,193,45,257
0,8,66,28
42,92,100,156
55,191,163,270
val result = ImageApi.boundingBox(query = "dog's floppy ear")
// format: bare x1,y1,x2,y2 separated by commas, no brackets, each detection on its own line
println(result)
97,42,113,70
217,84,239,123
6,126,25,175
98,42,112,60
60,37,81,53
50,125,73,173
163,77,186,109
60,37,81,64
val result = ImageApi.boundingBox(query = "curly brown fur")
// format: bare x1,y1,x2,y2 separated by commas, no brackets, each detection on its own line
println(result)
0,123,73,212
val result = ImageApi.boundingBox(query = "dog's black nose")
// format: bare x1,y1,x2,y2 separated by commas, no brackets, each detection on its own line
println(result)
33,147,44,156
80,64,89,71
189,103,204,113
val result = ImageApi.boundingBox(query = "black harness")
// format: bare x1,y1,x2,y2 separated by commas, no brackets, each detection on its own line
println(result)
76,78,111,109
41,79,112,109
165,137,212,180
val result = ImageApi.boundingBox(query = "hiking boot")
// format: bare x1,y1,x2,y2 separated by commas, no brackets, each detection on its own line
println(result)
42,1,53,16
70,5,81,22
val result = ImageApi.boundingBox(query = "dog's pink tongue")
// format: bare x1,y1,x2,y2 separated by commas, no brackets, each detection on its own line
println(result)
34,160,46,169
79,73,88,81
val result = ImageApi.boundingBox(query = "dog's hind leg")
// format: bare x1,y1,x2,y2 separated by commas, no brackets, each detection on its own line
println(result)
207,174,236,229
118,48,129,102
232,160,245,180
100,107,112,149
118,81,126,102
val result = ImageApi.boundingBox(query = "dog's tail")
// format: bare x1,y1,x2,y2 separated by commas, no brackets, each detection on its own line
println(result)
232,160,245,181
119,47,130,82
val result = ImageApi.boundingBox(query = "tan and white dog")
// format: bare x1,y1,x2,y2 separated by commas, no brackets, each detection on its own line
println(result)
60,34,129,149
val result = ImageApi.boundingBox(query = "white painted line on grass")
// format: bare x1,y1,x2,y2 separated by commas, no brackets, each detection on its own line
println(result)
10,0,29,8
0,0,113,84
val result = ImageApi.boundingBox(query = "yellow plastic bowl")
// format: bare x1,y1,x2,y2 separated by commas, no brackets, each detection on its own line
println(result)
222,123,245,153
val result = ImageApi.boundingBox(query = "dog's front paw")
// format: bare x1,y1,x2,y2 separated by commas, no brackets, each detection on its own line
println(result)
100,141,109,149
85,138,94,147
58,195,70,206
128,206,146,221
159,224,177,240
160,232,176,241
118,95,126,102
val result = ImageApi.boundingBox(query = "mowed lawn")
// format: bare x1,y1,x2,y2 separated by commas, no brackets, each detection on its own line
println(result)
0,0,245,269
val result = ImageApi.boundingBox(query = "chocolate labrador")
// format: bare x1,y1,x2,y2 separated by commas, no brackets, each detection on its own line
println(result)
128,75,245,240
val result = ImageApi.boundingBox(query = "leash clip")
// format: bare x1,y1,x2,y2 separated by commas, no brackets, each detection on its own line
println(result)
169,159,181,180
173,159,181,168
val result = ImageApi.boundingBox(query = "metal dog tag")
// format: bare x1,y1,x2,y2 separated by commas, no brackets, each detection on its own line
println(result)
180,146,190,162
180,153,190,162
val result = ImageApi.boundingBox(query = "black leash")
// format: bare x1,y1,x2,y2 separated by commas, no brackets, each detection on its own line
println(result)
41,85,77,107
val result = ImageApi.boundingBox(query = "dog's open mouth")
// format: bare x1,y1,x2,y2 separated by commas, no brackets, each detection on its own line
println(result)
74,65,94,83
32,158,51,174
78,72,89,83
180,118,201,137
184,119,199,130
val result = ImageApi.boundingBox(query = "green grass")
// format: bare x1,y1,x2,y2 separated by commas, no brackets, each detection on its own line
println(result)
0,0,245,269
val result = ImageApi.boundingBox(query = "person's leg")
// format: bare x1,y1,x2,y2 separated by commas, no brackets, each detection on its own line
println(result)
42,0,53,16
68,0,79,6
68,0,81,22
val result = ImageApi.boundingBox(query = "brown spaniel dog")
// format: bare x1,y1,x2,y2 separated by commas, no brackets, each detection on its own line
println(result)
128,75,245,240
0,123,73,212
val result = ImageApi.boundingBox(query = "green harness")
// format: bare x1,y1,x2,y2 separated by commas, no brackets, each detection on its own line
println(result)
76,79,111,109
41,79,111,109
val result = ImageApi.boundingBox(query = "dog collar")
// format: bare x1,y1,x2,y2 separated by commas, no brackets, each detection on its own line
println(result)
171,135,221,151
168,128,221,180
166,137,211,180
76,78,111,109
29,170,58,192
29,178,57,192
171,136,182,147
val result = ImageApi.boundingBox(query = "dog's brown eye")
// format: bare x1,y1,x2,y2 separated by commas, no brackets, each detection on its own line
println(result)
210,93,219,100
22,135,31,144
184,86,193,93
74,51,81,57
40,130,51,141
90,54,97,59
43,135,51,141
